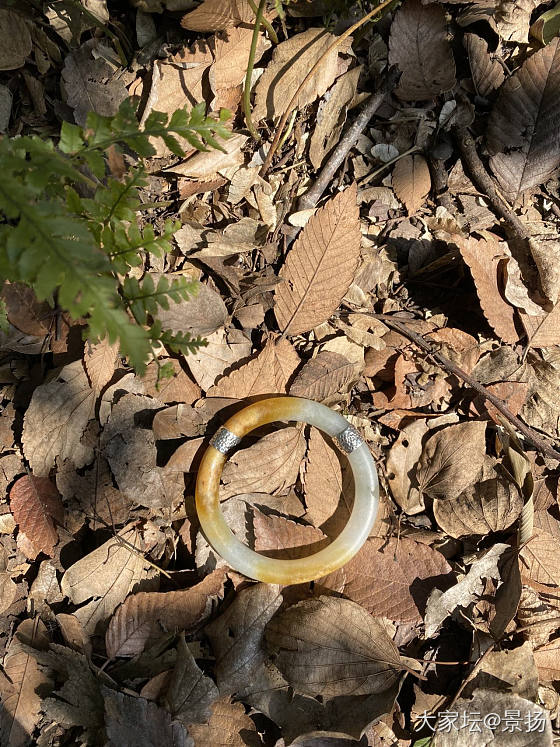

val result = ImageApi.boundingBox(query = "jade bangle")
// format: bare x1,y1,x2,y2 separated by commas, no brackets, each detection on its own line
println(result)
195,396,379,585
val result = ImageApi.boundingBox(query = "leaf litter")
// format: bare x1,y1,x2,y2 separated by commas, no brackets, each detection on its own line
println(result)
3,0,560,744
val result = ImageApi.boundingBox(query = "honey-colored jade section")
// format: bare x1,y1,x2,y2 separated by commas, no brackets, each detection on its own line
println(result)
195,397,379,585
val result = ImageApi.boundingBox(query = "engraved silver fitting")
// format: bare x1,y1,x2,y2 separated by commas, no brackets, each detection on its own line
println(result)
210,427,242,455
334,425,364,454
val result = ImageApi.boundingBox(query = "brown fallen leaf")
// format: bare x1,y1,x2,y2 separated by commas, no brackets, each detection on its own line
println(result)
265,596,403,698
9,474,64,556
274,184,361,336
520,303,560,348
465,33,505,98
520,527,560,591
386,419,429,515
0,9,32,71
209,336,300,398
186,328,252,392
289,350,357,403
220,425,306,499
0,619,51,747
392,154,431,215
61,523,149,635
83,337,119,393
141,359,201,405
388,0,456,101
433,477,523,538
341,536,452,623
166,133,248,179
105,569,225,657
253,28,352,121
253,509,329,559
303,428,345,528
164,634,219,725
155,279,227,338
487,38,560,204
188,696,259,747
181,0,254,31
495,0,541,43
210,25,269,111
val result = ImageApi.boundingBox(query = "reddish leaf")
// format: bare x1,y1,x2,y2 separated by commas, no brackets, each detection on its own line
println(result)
9,474,64,556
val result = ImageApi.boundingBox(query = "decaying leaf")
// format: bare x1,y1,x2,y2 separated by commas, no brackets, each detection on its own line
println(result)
386,419,429,515
265,596,403,698
341,536,452,623
155,281,227,338
520,527,560,590
253,28,352,121
253,509,329,558
289,350,357,403
392,155,431,215
167,133,248,179
22,360,96,476
416,420,487,500
165,634,219,725
9,474,64,556
186,328,251,391
274,185,361,336
388,0,456,101
465,33,505,98
0,9,32,71
303,428,344,527
487,38,560,204
181,0,254,31
83,337,119,393
187,697,259,746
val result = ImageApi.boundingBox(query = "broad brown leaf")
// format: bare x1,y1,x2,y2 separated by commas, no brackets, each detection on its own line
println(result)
253,509,329,559
83,337,119,393
433,477,523,538
181,0,254,31
341,537,452,623
9,474,64,556
289,350,357,403
210,25,269,110
520,303,560,347
465,33,505,97
106,569,225,658
416,420,487,500
303,428,345,527
265,596,403,698
188,697,259,746
392,154,431,215
186,328,251,391
274,185,360,336
165,634,219,725
220,426,306,499
386,419,429,515
209,336,300,398
388,0,456,101
520,527,560,589
487,38,560,204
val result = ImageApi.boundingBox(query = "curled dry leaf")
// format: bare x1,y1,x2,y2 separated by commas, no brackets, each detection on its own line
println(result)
106,569,225,658
265,596,403,698
61,523,149,635
22,360,96,476
181,0,254,31
205,582,282,695
341,536,452,623
209,336,300,398
220,425,306,499
253,28,353,121
9,474,64,556
416,420,487,501
487,38,560,204
465,33,505,98
433,477,523,538
289,350,357,403
388,0,456,101
274,184,361,336
392,154,431,215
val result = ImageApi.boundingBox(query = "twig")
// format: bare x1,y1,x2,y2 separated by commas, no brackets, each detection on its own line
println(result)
247,0,278,43
298,68,400,211
259,0,396,177
243,0,267,142
429,156,459,217
368,313,560,463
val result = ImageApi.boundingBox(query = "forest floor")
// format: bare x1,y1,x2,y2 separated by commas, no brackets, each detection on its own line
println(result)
1,0,560,745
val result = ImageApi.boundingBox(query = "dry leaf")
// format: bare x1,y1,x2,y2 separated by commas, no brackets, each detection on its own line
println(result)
289,350,357,403
274,184,361,336
83,337,119,393
61,523,148,635
386,419,429,515
495,0,541,43
167,133,248,178
221,426,306,499
165,634,219,724
253,509,329,558
186,328,251,391
265,596,403,698
210,26,269,110
9,474,64,556
416,420,487,500
155,280,227,338
28,560,63,614
188,697,259,747
0,9,32,71
209,336,300,398
388,0,456,101
0,619,51,747
22,360,96,476
458,234,519,343
520,303,560,348
106,569,225,657
487,38,560,204
341,537,452,623
253,28,352,121
433,477,523,538
392,154,431,215
206,583,282,695
141,359,201,405
465,33,505,97
181,0,254,31
520,527,560,590
303,428,345,527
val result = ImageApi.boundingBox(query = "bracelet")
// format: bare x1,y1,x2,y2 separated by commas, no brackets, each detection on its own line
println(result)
195,396,379,585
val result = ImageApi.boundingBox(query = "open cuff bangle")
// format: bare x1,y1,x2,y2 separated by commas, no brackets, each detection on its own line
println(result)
195,396,379,585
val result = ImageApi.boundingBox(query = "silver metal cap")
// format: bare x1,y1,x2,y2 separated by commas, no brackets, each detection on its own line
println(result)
334,425,364,454
210,427,242,454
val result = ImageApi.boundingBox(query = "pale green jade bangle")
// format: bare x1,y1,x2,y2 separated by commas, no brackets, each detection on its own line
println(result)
195,396,379,585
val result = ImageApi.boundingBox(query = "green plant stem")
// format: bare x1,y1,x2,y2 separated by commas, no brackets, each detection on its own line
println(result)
244,0,267,143
247,0,278,43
